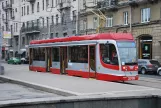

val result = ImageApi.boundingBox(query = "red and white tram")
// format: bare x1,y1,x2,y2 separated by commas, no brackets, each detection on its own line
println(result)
29,33,139,81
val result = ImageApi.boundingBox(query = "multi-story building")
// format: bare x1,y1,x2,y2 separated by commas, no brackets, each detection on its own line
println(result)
78,0,161,62
0,0,14,59
0,0,79,59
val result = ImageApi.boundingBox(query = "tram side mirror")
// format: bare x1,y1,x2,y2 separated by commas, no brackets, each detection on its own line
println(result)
122,62,125,65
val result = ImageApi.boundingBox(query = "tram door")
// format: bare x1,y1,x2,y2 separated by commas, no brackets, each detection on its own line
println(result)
46,48,52,72
60,47,67,74
29,48,33,65
89,45,96,78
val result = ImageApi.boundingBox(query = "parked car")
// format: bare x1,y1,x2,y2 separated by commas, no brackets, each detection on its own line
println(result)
7,57,21,64
157,67,161,76
21,57,29,64
138,59,161,74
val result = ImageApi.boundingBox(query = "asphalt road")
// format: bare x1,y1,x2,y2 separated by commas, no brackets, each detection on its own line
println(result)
125,74,161,89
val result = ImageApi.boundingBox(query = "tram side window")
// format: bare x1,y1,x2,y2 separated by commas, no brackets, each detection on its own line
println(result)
69,46,88,63
52,48,59,62
33,48,45,61
100,44,118,65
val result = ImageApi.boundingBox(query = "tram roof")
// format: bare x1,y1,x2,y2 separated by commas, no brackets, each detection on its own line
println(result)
30,33,134,45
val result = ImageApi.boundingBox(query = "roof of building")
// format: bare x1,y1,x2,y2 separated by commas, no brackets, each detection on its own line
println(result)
30,33,134,44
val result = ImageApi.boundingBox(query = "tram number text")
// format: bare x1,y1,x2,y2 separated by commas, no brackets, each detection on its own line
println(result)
128,77,135,80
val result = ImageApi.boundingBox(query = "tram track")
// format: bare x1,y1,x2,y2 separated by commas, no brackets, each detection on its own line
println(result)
123,75,161,89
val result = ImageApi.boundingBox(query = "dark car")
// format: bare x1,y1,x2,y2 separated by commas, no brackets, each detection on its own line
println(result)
21,57,29,64
138,59,161,74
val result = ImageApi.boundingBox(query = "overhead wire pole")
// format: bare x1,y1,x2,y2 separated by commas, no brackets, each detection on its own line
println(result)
91,9,107,33
85,0,107,34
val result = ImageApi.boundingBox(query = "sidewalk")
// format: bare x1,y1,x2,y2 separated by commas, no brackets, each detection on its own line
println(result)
1,63,161,97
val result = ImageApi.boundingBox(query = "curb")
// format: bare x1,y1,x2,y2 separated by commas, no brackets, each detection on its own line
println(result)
0,76,80,96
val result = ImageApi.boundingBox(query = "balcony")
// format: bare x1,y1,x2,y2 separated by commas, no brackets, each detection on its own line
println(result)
26,0,36,3
3,4,12,10
21,26,40,34
97,0,118,11
57,2,71,11
80,0,118,15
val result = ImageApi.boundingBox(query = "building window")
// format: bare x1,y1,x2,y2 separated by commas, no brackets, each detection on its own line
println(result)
56,14,58,25
15,8,17,12
22,37,25,45
141,8,150,23
47,17,49,27
72,10,76,22
2,14,4,20
14,23,15,32
37,2,39,12
93,17,98,29
46,0,49,9
22,7,23,16
11,25,13,33
51,16,54,25
16,23,18,32
42,0,44,10
2,26,4,31
123,11,128,25
52,0,54,7
12,10,14,18
61,13,64,24
37,19,39,27
42,18,44,27
50,33,54,38
83,20,87,30
2,2,4,8
107,16,113,27
32,4,34,13
12,0,14,4
73,30,76,35
63,32,67,37
24,6,25,15
56,33,58,37
27,5,29,15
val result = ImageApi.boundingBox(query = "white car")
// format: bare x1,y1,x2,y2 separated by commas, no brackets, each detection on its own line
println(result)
157,67,161,76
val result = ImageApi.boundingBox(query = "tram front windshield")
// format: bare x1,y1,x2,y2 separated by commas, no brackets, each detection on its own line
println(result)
117,41,137,65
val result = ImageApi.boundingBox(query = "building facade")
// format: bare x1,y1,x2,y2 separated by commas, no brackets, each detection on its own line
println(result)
78,0,161,62
0,0,79,59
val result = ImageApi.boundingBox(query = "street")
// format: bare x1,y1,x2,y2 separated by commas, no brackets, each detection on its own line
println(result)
126,74,161,89
2,62,161,90
1,62,161,108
